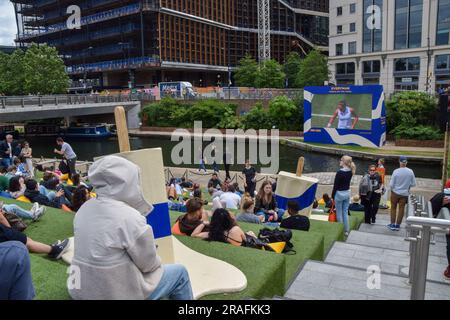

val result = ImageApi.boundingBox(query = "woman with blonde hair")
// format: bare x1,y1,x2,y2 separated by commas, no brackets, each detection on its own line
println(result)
332,155,356,236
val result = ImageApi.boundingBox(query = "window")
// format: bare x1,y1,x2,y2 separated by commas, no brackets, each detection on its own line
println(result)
350,23,356,32
363,60,381,73
394,57,420,72
395,0,423,49
436,0,450,45
350,3,356,13
348,41,357,54
337,7,343,16
363,0,383,53
436,55,450,70
337,25,343,34
336,43,343,56
336,63,356,74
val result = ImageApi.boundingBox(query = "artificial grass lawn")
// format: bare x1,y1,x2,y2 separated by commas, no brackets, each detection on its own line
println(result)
0,196,363,300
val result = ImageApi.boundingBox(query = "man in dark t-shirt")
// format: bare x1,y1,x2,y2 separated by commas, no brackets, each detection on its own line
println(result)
280,201,310,232
242,160,257,197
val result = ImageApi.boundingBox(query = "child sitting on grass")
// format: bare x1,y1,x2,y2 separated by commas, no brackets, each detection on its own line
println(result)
349,195,365,212
236,196,265,224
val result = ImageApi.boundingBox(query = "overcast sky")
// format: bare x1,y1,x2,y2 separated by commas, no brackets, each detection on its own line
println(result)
0,1,17,46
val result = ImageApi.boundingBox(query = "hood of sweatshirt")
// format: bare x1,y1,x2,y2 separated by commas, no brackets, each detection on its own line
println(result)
88,155,153,216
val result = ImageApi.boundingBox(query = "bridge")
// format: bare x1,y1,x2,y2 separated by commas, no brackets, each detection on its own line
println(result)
0,94,148,129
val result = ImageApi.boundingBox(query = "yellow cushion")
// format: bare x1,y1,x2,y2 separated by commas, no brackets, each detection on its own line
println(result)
60,173,69,181
17,196,31,203
265,242,286,254
318,198,325,205
66,179,74,186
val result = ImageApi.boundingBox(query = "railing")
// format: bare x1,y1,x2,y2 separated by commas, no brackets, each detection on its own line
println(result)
405,194,450,300
66,56,160,74
0,93,154,109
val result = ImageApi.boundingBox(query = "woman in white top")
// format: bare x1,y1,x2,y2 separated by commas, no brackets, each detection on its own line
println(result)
20,142,34,178
327,101,359,130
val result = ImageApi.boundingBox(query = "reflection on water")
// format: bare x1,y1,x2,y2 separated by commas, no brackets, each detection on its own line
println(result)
25,136,441,179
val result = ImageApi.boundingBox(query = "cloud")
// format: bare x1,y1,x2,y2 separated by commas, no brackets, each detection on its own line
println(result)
0,0,17,46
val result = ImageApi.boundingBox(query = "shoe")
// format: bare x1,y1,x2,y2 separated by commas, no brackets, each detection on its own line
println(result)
344,232,349,237
33,206,46,221
387,223,395,230
393,224,401,231
444,266,450,280
30,202,40,215
49,238,70,260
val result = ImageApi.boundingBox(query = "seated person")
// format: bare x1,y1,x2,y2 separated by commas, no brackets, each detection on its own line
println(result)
176,198,209,236
8,176,26,199
13,157,29,178
70,155,193,300
254,181,284,222
5,166,17,180
70,186,91,212
41,171,60,191
193,189,208,206
280,201,310,231
0,241,35,300
0,167,9,192
236,196,264,224
219,185,241,210
322,193,333,208
349,195,365,212
192,208,246,247
311,199,325,214
0,208,69,260
24,179,68,209
179,177,193,189
233,182,243,197
208,187,223,200
207,173,222,190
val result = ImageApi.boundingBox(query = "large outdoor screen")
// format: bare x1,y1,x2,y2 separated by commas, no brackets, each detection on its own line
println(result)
304,85,386,148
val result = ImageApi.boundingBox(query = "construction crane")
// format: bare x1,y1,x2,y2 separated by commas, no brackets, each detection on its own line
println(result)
257,0,271,63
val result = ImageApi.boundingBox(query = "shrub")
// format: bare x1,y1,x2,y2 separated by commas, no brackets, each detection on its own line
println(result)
268,96,301,131
140,98,186,127
391,125,443,141
241,103,274,130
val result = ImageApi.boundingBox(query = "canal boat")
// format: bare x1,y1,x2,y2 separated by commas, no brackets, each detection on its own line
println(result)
62,124,112,139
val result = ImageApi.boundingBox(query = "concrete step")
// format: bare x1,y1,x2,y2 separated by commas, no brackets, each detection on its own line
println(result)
324,242,449,285
285,261,450,300
347,230,448,258
357,222,448,243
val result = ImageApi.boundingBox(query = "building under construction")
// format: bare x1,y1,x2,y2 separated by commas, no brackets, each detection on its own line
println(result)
12,0,329,90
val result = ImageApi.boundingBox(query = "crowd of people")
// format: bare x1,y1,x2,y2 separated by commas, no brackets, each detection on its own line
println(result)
0,133,449,300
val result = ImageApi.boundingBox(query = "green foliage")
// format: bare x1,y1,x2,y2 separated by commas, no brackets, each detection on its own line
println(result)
241,103,274,130
234,54,259,87
386,91,438,130
284,52,302,88
256,59,286,89
0,44,69,95
268,96,301,130
140,97,186,127
187,99,237,128
391,125,443,141
295,50,329,88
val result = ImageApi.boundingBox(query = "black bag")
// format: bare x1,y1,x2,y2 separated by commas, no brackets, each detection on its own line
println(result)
242,234,276,252
4,212,27,232
59,159,70,174
258,228,295,254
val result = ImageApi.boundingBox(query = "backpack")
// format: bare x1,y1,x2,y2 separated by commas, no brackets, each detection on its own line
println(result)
257,228,296,254
4,212,27,232
242,233,276,252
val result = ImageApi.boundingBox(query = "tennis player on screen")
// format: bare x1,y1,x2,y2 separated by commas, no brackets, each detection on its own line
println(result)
327,100,359,129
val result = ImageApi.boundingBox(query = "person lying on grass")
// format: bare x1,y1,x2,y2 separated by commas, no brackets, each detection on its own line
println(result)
24,179,70,209
70,155,193,300
192,208,246,247
1,202,46,221
70,185,91,212
0,208,69,260
176,197,210,236
8,176,26,199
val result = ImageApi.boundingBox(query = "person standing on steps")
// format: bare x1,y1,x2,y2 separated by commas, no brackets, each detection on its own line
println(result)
359,164,383,224
332,155,356,236
388,156,416,232
223,147,232,180
242,159,257,198
54,137,77,179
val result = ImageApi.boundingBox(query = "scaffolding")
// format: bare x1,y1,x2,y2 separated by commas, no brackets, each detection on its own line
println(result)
257,0,270,62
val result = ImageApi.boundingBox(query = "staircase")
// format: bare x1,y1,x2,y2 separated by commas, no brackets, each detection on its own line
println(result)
285,213,450,300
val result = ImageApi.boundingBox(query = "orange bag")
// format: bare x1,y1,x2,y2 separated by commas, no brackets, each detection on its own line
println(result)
328,201,337,222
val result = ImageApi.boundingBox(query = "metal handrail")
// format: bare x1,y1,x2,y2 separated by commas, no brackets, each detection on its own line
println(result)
405,195,450,300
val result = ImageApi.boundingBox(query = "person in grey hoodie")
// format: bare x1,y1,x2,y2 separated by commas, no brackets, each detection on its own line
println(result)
69,155,193,300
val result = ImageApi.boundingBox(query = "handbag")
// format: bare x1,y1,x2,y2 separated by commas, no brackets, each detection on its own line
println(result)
4,212,28,232
328,201,337,222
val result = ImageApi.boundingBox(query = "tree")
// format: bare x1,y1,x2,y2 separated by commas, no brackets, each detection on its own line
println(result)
295,49,329,88
268,96,299,130
257,59,286,89
23,43,70,95
0,50,26,95
234,54,259,87
284,52,302,88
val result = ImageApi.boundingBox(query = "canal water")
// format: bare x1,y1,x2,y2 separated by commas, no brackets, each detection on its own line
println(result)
24,136,441,179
